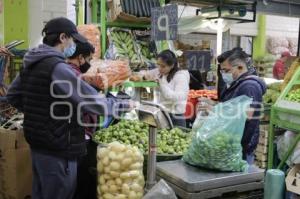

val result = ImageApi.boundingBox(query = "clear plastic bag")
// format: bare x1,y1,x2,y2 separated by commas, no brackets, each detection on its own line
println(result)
143,179,177,199
277,131,300,166
183,95,252,172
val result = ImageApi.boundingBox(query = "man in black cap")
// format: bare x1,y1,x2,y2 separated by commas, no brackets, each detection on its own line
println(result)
6,17,132,199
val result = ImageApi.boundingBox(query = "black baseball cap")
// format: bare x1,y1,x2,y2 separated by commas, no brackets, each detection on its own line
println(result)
42,17,87,43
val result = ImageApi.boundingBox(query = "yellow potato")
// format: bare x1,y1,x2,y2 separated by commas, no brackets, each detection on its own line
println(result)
110,184,118,194
121,158,132,167
131,182,143,192
107,180,115,186
104,166,110,173
110,161,121,171
110,171,120,178
130,162,142,170
97,162,104,172
128,191,137,199
103,193,114,199
108,151,117,160
122,183,130,194
102,156,110,166
115,178,122,186
99,175,105,185
100,184,109,193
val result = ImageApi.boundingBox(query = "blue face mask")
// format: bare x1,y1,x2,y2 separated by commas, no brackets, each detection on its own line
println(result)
222,72,234,86
63,42,76,58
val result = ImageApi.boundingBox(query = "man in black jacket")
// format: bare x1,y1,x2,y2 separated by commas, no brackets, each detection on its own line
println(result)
6,18,131,199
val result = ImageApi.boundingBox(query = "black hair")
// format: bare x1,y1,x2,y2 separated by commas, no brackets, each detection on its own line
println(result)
42,28,72,47
217,47,246,64
227,50,248,69
68,41,95,59
157,49,179,82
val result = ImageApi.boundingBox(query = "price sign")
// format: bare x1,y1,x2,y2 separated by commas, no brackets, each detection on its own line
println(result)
151,4,178,41
185,51,211,72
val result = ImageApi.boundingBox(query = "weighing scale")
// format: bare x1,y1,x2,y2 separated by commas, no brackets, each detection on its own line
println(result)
156,160,265,199
135,101,173,191
135,101,264,198
123,81,159,103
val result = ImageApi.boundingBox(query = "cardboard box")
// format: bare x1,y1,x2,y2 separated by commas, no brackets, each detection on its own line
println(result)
256,144,268,154
109,0,151,23
0,128,32,199
286,165,300,195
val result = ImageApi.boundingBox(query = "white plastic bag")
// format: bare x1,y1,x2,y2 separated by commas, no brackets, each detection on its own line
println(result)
143,180,177,199
277,131,300,166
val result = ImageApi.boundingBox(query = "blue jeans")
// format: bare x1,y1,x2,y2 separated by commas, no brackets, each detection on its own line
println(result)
31,149,77,199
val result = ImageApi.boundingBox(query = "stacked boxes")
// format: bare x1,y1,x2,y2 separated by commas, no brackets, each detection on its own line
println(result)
255,124,269,169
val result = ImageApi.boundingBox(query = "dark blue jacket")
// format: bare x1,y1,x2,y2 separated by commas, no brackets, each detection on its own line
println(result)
220,72,266,155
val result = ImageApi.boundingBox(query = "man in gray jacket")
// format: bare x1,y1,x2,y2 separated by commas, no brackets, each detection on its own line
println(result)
6,17,131,199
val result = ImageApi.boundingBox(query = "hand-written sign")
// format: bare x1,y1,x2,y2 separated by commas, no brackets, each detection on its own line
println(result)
185,51,211,72
151,4,178,41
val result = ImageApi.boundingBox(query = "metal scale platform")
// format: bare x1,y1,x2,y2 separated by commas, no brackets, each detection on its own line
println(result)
156,160,265,199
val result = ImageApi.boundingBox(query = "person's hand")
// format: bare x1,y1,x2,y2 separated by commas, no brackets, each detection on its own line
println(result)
128,100,139,110
196,98,215,113
129,75,141,82
0,47,13,56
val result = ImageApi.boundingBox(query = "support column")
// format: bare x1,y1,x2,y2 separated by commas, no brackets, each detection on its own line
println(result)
253,15,266,59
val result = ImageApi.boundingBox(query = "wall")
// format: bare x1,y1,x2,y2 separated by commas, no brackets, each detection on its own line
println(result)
266,15,299,38
29,0,76,48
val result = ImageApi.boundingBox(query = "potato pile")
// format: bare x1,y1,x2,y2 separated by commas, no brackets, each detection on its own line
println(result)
97,142,145,199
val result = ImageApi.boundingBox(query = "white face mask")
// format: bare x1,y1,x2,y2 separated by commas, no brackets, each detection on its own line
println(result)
222,72,234,86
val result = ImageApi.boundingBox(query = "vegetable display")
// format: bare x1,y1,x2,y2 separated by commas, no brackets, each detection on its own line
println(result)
93,120,191,154
263,82,282,104
97,142,144,199
286,88,300,102
188,90,218,100
110,30,141,66
137,41,155,61
82,60,131,90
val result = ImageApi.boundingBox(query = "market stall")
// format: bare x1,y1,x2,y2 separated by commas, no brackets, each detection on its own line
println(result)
4,0,300,198
86,0,269,198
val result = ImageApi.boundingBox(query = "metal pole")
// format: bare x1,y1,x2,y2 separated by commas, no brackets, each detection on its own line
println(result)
91,0,98,23
267,109,275,169
277,133,300,170
146,126,157,191
297,19,300,56
101,0,106,58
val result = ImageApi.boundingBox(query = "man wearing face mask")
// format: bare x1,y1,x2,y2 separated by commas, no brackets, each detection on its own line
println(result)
218,50,266,164
5,17,132,199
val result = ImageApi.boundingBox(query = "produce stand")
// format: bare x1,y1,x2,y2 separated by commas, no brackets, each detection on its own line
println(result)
98,0,165,58
156,160,264,199
268,66,300,170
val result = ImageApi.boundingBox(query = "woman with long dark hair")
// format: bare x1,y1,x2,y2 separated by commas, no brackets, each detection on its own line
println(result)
136,50,190,127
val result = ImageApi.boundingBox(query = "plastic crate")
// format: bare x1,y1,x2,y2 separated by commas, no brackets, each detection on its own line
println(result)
272,66,300,131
